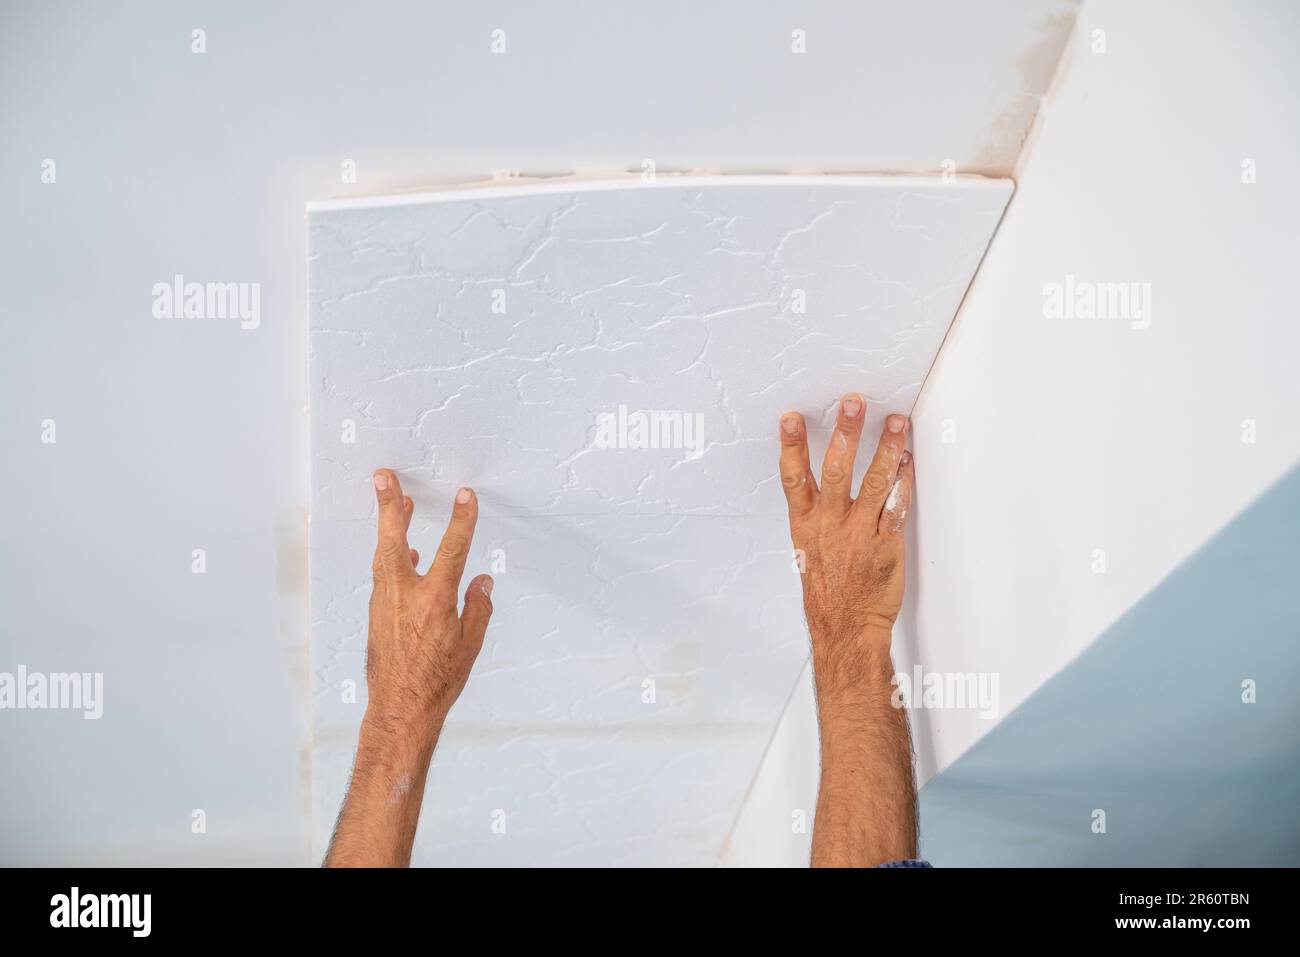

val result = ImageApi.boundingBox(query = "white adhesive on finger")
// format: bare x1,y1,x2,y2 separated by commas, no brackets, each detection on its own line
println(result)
884,477,904,514
884,477,909,531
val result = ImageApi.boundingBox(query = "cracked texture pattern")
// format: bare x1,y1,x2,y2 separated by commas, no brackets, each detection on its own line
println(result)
309,176,1011,865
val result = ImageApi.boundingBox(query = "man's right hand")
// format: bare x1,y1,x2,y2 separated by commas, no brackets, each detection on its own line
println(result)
778,394,914,698
777,393,920,867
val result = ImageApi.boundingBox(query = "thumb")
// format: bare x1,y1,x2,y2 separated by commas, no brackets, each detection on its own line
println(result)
460,574,494,650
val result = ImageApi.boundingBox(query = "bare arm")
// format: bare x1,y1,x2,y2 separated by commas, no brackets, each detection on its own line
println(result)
324,469,493,867
778,395,918,867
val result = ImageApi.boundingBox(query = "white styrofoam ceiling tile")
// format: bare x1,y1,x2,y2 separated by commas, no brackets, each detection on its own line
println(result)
308,175,1011,864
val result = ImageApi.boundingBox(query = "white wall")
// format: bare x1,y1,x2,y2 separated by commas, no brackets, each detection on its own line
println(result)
0,0,1075,864
920,464,1300,865
724,0,1300,866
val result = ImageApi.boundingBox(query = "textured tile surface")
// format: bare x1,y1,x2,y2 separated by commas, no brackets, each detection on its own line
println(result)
308,176,1011,864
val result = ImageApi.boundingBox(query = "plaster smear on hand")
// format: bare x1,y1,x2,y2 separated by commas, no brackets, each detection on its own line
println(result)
884,478,906,528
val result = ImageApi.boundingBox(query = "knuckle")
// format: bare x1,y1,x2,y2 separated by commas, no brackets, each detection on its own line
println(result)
781,470,806,491
822,461,847,484
380,539,408,563
438,534,468,562
861,470,891,498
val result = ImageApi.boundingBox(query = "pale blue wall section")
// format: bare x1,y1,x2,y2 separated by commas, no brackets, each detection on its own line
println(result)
919,464,1300,866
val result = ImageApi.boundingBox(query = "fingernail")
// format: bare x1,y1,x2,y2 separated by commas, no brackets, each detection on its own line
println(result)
781,415,799,436
901,450,912,465
456,487,472,504
887,414,908,434
373,472,389,491
841,395,863,418
481,576,494,597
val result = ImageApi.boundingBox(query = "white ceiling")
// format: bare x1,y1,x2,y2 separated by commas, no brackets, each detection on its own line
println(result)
309,175,1011,863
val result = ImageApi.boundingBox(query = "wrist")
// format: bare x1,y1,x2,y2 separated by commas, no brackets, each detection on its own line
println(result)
811,623,894,690
358,704,443,763
812,627,898,733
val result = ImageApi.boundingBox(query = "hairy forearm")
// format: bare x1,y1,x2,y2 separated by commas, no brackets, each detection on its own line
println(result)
323,710,441,867
811,629,917,867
